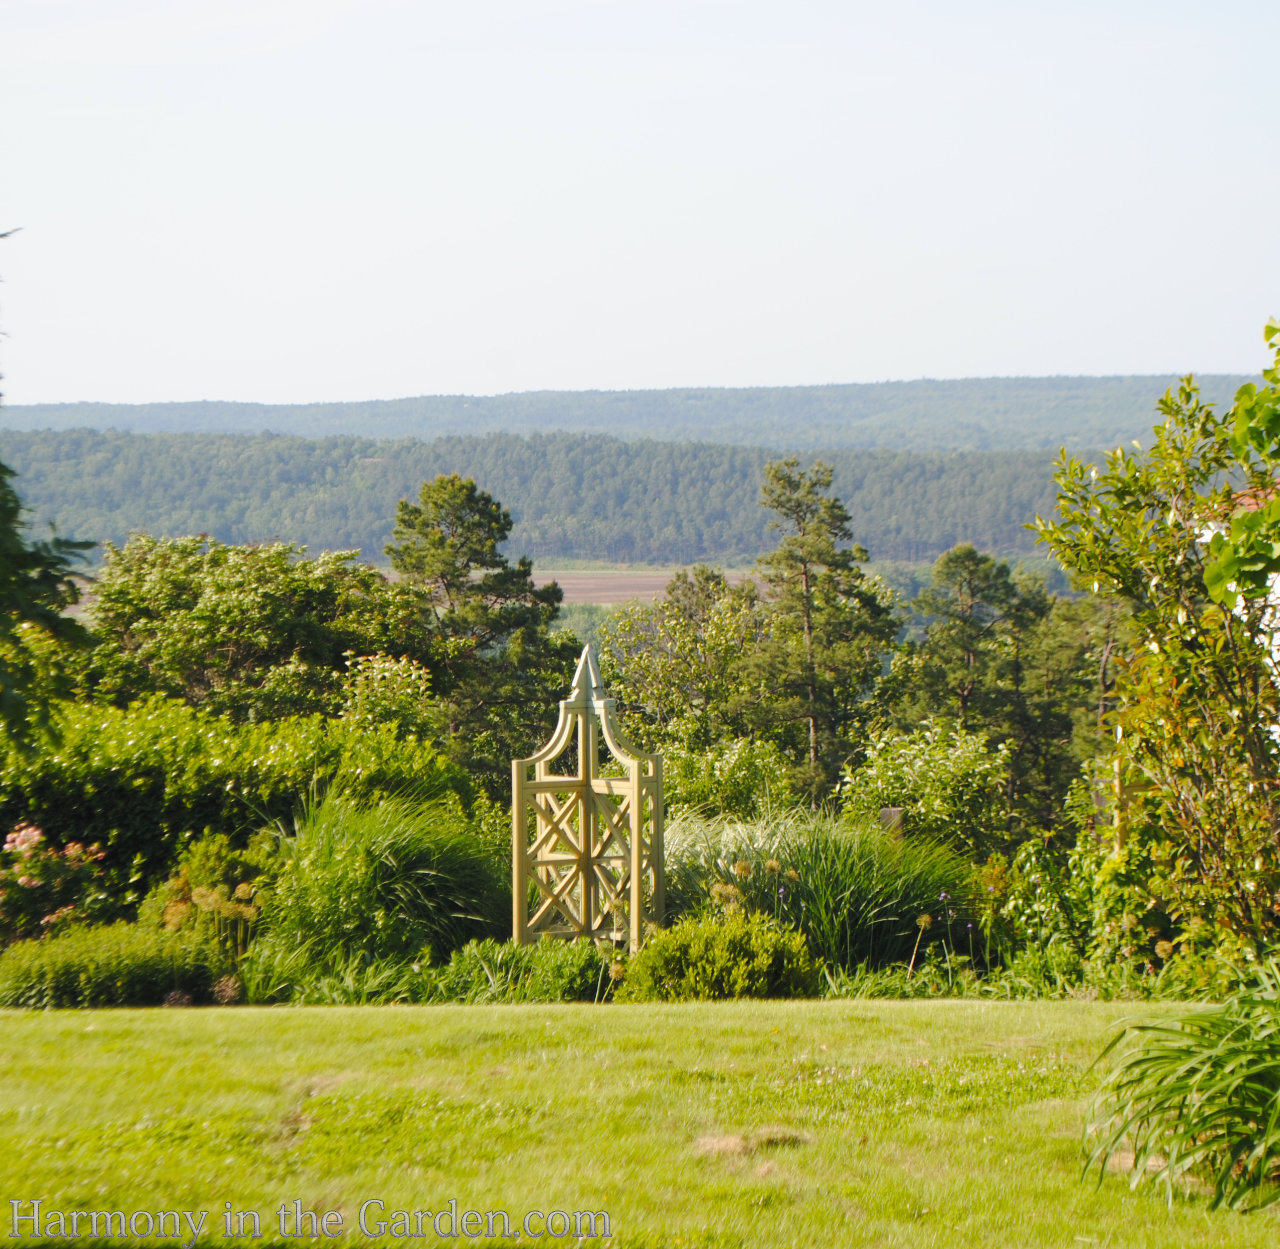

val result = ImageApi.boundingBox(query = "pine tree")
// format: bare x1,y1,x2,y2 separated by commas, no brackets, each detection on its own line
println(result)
747,459,897,802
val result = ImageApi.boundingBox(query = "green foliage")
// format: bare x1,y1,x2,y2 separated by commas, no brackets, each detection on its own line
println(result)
340,651,435,738
1036,331,1280,950
429,938,614,1004
0,458,91,745
84,535,421,721
665,809,973,970
2,428,1072,567
662,736,794,819
245,795,505,1001
978,779,1178,974
617,909,818,1001
0,695,465,909
1085,959,1280,1210
137,832,276,961
552,602,614,649
908,543,1048,726
746,459,898,799
892,544,1115,835
0,922,230,1008
1203,319,1280,606
822,945,1210,1002
600,565,764,750
386,473,579,791
837,721,1011,859
247,948,428,1006
823,951,989,999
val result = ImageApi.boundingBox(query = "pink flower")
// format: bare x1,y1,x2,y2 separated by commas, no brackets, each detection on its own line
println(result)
16,875,38,889
4,825,43,857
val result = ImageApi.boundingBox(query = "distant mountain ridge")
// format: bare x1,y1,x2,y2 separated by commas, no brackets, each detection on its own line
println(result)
2,374,1252,452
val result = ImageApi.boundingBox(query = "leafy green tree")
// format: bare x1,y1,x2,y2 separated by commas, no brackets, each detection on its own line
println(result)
84,536,417,721
746,458,898,801
1202,318,1280,605
600,565,763,750
386,474,577,788
1035,324,1280,950
0,460,90,744
894,544,1112,834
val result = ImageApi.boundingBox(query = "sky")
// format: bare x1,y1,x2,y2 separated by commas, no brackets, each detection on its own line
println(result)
1,0,1277,404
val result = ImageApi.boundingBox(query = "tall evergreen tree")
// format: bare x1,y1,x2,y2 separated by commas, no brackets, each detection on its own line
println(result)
387,474,577,789
747,459,897,801
897,543,1112,834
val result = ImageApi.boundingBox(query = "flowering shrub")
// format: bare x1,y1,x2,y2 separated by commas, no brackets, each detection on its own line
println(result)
0,824,108,944
138,833,276,961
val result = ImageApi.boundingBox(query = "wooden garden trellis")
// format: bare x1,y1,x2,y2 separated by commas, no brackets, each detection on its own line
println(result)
512,644,663,951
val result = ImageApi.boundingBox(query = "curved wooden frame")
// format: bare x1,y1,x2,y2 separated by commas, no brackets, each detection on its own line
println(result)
512,645,663,950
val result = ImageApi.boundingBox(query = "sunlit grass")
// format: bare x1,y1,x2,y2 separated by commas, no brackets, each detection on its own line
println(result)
1,1001,1278,1247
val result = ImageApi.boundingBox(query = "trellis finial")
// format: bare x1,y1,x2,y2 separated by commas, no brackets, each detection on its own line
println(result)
568,643,606,706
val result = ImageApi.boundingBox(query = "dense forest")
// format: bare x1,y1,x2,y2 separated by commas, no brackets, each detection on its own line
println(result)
0,428,1067,566
3,373,1250,451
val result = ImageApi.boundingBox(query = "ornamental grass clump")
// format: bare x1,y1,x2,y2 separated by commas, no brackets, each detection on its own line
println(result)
429,938,613,1004
1084,959,1280,1210
243,793,505,1001
666,808,972,970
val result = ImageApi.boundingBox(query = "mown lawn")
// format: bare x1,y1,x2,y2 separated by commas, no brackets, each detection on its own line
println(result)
0,1000,1275,1248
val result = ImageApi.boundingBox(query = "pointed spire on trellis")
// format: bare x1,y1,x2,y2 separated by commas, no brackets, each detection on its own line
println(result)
512,644,664,951
566,643,607,707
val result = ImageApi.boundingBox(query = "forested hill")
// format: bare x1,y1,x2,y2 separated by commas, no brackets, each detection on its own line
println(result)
2,374,1249,452
1,429,1065,567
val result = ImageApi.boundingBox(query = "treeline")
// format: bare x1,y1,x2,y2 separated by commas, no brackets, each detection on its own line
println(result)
0,429,1067,565
2,373,1249,451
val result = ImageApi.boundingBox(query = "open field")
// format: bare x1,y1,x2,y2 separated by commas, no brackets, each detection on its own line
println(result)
534,569,681,605
535,569,749,605
2,1000,1275,1248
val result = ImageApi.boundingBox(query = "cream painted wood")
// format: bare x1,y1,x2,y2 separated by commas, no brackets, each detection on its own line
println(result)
512,645,663,950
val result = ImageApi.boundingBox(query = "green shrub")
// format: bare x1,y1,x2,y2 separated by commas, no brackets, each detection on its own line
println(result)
430,938,614,1004
837,720,1010,859
0,696,466,911
662,737,793,819
0,923,231,1008
666,809,973,970
1085,959,1280,1210
617,910,818,1002
244,795,505,1001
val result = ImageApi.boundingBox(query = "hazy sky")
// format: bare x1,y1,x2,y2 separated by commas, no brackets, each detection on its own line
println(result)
2,0,1277,404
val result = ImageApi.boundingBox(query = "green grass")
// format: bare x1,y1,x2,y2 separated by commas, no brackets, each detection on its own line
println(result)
1,1002,1277,1247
